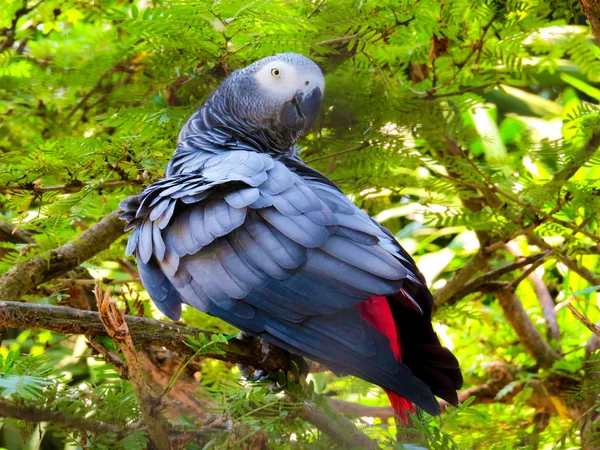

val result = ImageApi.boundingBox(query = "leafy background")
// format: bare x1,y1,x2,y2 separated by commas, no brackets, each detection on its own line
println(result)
1,0,600,448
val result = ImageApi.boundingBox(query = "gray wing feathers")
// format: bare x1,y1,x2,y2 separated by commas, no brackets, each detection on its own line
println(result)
123,150,437,409
126,150,413,318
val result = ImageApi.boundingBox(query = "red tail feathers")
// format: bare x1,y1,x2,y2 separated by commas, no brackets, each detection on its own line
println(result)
358,295,415,422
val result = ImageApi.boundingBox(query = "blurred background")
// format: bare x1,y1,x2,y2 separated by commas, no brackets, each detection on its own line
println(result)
1,0,600,448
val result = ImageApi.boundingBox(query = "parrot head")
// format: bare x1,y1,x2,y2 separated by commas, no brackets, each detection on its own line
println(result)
210,53,325,148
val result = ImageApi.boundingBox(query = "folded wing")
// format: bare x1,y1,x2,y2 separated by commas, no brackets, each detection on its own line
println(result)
121,149,441,415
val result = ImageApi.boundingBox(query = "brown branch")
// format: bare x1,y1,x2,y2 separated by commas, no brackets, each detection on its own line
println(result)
436,137,563,371
86,334,129,379
316,34,359,47
0,0,44,53
327,398,395,419
444,251,552,306
298,401,380,450
0,180,139,194
304,141,370,164
95,285,171,450
0,398,122,434
0,300,291,373
580,0,600,46
0,220,34,244
0,210,126,301
0,299,383,449
527,233,600,286
433,249,488,307
445,281,509,307
56,277,141,286
505,242,559,343
568,304,600,339
496,289,561,369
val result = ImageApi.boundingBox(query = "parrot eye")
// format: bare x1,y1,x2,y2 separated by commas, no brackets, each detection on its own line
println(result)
271,68,281,78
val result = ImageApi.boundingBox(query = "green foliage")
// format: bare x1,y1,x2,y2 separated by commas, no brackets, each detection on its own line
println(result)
2,0,600,448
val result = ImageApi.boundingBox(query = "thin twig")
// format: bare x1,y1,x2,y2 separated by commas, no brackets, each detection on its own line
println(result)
527,233,600,286
315,34,359,47
95,285,171,449
506,242,559,343
421,83,497,99
307,0,326,18
304,141,371,163
442,252,552,305
425,13,497,93
86,334,129,379
568,304,600,339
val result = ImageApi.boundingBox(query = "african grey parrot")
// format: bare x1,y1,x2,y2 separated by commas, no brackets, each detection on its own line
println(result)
120,53,462,418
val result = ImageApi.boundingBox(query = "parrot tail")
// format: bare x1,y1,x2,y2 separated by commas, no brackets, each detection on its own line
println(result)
358,295,415,422
359,290,463,421
390,287,463,408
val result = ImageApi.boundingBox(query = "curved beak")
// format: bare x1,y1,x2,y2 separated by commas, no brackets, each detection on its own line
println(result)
279,86,322,134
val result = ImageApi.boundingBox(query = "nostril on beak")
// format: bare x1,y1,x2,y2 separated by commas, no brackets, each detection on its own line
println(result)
305,80,310,86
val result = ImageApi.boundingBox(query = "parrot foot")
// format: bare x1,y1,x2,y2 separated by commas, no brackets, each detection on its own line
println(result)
235,332,309,384
236,332,273,382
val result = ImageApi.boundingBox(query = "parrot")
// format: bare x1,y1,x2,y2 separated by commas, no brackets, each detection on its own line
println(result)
119,53,463,419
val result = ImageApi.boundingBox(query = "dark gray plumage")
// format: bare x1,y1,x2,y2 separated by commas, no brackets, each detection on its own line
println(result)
121,53,462,416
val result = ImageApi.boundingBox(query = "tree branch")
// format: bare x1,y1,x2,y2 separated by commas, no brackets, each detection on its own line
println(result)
326,398,395,419
496,289,561,369
568,304,600,339
0,180,140,194
442,251,552,306
0,0,45,53
527,233,600,286
0,210,126,300
299,400,380,450
0,300,291,373
580,0,600,46
433,249,488,307
0,300,391,449
0,220,34,244
0,398,122,434
505,242,559,343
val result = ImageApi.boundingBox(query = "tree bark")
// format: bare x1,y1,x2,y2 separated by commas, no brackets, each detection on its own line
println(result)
0,210,125,301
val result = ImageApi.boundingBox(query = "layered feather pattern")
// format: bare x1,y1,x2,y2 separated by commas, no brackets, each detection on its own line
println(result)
120,144,464,416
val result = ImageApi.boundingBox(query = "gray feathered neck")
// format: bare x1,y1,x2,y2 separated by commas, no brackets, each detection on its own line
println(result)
170,69,303,168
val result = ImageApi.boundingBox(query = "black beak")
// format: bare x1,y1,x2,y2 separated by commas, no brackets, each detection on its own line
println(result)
279,86,322,134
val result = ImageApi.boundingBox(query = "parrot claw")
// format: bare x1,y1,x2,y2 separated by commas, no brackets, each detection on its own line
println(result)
236,332,308,386
259,340,276,365
236,332,279,382
247,369,270,382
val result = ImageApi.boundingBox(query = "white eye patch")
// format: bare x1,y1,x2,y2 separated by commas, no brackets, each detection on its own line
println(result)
255,61,298,96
